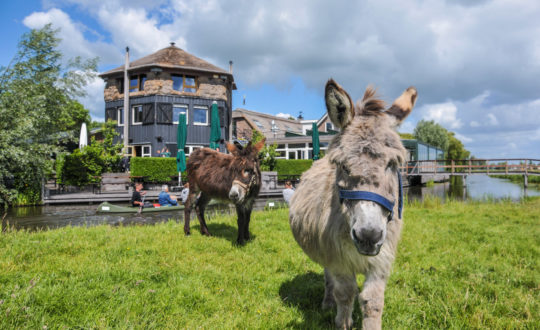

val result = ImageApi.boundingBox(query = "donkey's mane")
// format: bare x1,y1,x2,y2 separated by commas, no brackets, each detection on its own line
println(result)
358,87,386,116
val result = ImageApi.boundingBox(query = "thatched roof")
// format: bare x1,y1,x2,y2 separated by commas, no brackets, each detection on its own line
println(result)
100,44,232,77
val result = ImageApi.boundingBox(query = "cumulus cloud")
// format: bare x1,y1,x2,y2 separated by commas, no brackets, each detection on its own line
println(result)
419,102,462,129
276,113,293,119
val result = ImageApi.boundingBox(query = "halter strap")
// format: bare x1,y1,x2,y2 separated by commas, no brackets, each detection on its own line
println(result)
339,172,403,221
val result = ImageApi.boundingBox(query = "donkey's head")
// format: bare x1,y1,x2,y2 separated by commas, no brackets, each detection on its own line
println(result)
226,139,266,204
325,79,417,256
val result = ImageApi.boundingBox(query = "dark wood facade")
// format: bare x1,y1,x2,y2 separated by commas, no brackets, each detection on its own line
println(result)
100,44,235,157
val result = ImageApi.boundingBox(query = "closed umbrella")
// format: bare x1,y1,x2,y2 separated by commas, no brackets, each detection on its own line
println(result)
176,113,187,185
312,122,320,160
79,122,88,149
209,101,221,150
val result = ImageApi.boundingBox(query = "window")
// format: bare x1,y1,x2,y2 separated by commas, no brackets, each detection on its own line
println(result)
116,78,124,93
172,74,197,92
326,122,333,131
132,105,143,125
173,105,188,124
184,145,203,156
117,107,124,126
142,145,151,157
193,106,208,125
253,119,264,129
129,74,146,92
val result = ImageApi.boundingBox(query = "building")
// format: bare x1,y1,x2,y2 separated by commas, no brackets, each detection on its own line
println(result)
99,43,235,157
232,109,337,159
401,139,445,173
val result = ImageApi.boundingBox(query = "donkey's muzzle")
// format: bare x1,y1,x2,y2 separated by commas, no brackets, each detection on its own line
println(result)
229,180,247,203
352,227,384,256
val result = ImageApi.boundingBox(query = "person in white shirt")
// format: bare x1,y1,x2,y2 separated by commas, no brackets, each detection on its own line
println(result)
282,181,295,205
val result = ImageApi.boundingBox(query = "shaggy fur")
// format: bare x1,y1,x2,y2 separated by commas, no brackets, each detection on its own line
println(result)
289,79,417,329
184,140,265,244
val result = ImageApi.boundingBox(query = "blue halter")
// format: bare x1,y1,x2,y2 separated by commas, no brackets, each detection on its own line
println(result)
338,172,403,221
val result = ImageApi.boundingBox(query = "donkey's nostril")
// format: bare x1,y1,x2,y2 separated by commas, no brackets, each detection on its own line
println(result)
360,228,383,245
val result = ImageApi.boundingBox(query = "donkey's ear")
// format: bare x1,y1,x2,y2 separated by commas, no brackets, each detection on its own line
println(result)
252,138,266,154
386,86,417,124
325,79,354,129
226,142,239,155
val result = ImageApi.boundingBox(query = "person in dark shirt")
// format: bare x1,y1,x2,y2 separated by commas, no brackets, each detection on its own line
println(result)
131,182,147,207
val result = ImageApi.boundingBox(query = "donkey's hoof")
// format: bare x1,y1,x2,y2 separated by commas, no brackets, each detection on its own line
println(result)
184,230,191,236
201,230,211,237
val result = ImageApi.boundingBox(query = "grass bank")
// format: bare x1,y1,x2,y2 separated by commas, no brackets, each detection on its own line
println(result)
1,198,539,329
491,174,540,185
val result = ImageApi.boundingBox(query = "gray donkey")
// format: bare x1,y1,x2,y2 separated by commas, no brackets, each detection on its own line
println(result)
289,79,417,329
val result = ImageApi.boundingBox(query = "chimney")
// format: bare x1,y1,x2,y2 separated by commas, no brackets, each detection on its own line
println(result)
229,60,233,74
123,46,130,154
170,42,176,47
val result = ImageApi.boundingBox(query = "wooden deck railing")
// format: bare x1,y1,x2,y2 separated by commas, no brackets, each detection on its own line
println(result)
400,159,540,176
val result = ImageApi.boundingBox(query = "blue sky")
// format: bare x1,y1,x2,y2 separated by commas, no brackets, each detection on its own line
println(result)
1,0,540,158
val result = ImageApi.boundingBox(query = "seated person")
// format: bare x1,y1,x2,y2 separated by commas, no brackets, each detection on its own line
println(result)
179,183,190,204
158,184,178,206
131,183,153,208
282,180,295,205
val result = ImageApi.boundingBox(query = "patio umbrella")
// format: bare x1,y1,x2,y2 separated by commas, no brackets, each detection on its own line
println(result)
79,122,88,149
176,113,187,185
209,101,221,150
312,122,320,160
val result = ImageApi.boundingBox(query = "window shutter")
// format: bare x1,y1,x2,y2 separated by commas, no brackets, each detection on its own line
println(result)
219,106,226,127
142,103,154,125
105,108,116,122
157,103,173,124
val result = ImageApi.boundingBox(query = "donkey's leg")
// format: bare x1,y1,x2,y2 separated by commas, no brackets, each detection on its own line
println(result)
322,268,336,309
242,206,253,241
329,271,357,329
195,192,211,236
235,204,247,245
183,189,197,236
359,275,387,330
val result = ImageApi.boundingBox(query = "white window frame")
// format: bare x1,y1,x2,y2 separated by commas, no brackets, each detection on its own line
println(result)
173,104,189,124
132,105,143,125
326,122,333,131
185,145,203,156
117,107,124,126
193,106,208,126
142,145,152,157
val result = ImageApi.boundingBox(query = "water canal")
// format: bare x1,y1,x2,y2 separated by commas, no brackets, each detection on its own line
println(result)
3,175,539,231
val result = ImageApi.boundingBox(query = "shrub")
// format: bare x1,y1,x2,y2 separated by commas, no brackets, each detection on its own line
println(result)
61,147,105,187
275,159,313,179
130,157,178,183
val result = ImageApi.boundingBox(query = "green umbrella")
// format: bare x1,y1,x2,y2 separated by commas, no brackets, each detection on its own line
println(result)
312,122,320,161
209,101,221,150
176,113,187,175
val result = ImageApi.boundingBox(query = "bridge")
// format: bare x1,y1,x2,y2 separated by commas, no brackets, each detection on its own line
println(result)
401,158,540,187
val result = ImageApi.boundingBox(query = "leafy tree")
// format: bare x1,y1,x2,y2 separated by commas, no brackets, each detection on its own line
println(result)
446,131,470,160
399,132,415,139
413,120,449,151
0,24,97,207
250,129,277,171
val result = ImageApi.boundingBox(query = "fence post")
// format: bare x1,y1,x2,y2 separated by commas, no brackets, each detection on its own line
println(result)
451,160,455,174
524,174,528,188
468,159,471,174
486,160,489,175
505,162,508,175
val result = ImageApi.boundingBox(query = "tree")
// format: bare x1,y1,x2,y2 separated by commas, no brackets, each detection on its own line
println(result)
250,129,277,171
0,24,97,207
413,120,449,151
446,132,470,160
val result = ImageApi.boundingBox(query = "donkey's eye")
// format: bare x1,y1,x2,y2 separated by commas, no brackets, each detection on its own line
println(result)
243,169,251,178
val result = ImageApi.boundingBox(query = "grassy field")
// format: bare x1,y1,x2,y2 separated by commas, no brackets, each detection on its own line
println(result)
491,174,540,185
1,198,539,329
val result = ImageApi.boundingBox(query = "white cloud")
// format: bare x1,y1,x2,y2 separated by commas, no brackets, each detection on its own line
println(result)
454,133,473,143
276,113,293,119
486,113,499,126
420,102,462,129
470,121,480,127
77,75,105,120
23,8,121,65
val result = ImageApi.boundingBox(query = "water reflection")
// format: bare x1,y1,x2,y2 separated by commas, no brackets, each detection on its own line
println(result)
406,174,540,202
3,175,539,231
3,198,284,231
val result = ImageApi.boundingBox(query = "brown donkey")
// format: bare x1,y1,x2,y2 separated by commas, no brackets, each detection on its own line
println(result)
289,80,417,329
184,139,265,244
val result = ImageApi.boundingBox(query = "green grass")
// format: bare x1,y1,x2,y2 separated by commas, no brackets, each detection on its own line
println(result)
491,174,540,185
1,199,539,329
